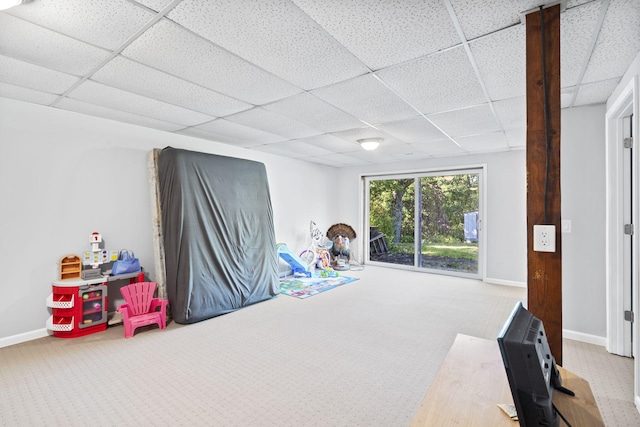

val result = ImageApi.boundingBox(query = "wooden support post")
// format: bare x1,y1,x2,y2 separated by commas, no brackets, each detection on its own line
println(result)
526,5,563,364
148,149,167,301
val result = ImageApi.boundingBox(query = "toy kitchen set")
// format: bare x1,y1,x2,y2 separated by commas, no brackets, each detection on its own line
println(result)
46,232,143,338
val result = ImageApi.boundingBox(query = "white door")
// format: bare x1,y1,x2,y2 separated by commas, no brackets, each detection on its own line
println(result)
605,79,638,414
623,114,634,357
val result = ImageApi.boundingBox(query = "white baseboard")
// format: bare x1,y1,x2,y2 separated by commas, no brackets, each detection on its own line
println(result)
484,277,527,288
563,329,607,347
0,328,49,349
635,395,640,415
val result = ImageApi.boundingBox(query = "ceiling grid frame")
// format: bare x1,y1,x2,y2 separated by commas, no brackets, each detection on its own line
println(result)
442,0,504,136
0,0,636,166
567,0,611,107
50,0,184,108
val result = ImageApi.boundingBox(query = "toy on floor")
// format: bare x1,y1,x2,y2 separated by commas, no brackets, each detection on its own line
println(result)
277,243,311,277
299,220,335,271
117,281,168,338
318,268,339,278
316,246,332,270
326,223,357,271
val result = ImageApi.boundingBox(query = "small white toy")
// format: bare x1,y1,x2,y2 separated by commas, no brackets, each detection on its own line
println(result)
90,232,102,252
83,232,116,269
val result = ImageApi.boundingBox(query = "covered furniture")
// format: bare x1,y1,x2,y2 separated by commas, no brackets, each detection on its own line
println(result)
157,147,279,324
118,282,168,338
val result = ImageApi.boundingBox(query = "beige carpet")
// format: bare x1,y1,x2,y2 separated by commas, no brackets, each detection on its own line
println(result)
563,338,639,426
0,266,637,426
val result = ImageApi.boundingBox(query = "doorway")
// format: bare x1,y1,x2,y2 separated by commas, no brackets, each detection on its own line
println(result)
623,113,634,358
364,167,484,279
605,76,639,414
606,81,636,359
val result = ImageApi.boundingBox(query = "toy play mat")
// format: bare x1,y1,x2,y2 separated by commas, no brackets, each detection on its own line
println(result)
279,276,359,299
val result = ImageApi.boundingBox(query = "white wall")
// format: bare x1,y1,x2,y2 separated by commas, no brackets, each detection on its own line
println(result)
0,96,616,345
561,104,607,339
334,150,528,285
0,98,339,342
335,104,610,342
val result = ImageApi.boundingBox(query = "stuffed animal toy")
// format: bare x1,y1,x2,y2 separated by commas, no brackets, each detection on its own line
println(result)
326,223,356,267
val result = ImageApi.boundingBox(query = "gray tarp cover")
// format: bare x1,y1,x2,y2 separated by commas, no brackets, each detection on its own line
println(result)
158,147,278,324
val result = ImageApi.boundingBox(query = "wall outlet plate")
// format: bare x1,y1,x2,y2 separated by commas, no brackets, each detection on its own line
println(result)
533,225,556,252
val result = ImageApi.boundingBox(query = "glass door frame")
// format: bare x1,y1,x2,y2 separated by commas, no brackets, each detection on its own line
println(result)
362,165,486,280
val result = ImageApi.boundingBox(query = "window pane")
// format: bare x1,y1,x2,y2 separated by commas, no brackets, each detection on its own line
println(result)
368,178,415,266
418,174,479,274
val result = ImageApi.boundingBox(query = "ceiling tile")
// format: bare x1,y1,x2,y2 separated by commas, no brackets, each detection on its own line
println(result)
582,0,640,84
561,87,576,108
470,24,525,101
135,0,176,12
262,93,364,133
455,131,510,151
450,0,540,41
121,19,302,105
192,118,286,145
291,0,460,70
574,77,621,106
346,144,416,163
0,13,111,76
286,140,337,157
0,55,79,94
251,142,307,159
68,80,215,126
56,97,185,132
330,127,401,148
505,127,526,148
252,140,334,158
92,56,251,117
307,153,370,167
0,82,59,106
389,151,434,162
291,134,361,154
375,116,448,143
377,46,486,115
428,104,501,138
312,73,417,125
409,139,466,157
493,96,526,130
176,127,262,148
560,0,602,87
225,107,322,139
350,141,416,157
0,0,633,164
167,0,369,90
5,0,155,50
567,0,593,7
300,156,347,167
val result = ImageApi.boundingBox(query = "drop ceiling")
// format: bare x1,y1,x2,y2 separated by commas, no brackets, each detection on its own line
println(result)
1,0,638,167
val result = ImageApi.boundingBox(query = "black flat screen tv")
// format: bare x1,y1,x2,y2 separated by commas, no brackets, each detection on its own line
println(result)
497,301,570,427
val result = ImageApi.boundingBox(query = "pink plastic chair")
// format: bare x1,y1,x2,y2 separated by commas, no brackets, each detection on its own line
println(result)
117,282,168,338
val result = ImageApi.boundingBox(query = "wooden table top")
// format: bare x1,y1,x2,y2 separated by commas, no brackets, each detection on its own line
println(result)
410,334,603,427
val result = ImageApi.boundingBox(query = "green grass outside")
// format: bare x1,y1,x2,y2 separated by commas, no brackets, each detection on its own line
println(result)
388,241,478,261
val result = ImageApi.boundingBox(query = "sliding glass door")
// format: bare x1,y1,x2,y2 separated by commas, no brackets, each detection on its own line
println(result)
366,168,482,278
